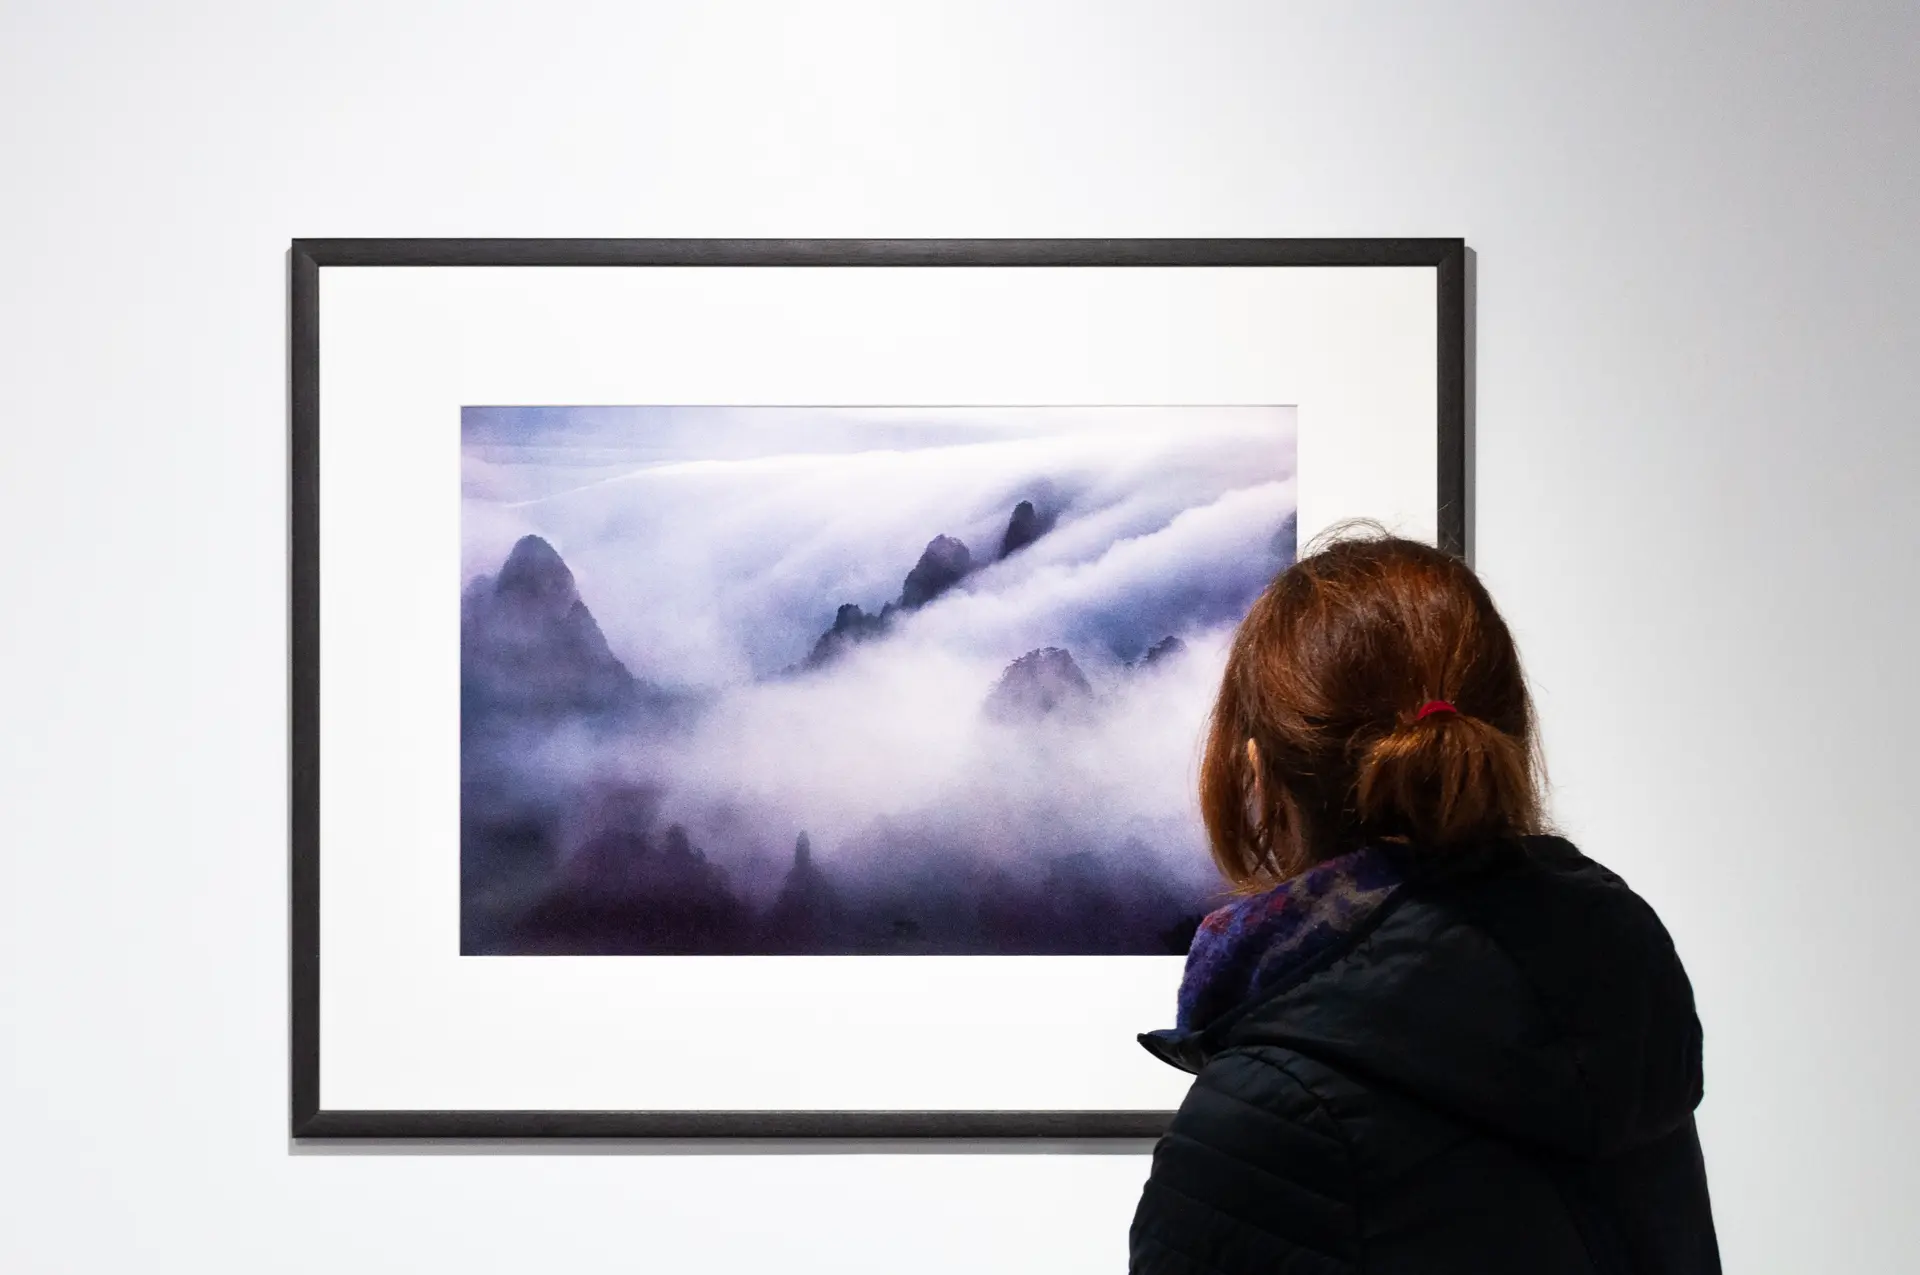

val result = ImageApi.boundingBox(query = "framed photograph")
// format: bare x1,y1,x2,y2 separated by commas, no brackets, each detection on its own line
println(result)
291,238,1466,1138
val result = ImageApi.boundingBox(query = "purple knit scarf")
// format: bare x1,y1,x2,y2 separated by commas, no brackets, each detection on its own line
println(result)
1174,845,1404,1033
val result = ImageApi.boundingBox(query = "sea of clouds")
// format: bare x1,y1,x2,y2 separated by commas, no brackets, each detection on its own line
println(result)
462,405,1297,908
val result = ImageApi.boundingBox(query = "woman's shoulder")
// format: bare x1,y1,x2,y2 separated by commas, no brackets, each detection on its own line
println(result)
1214,831,1704,1161
1416,833,1681,961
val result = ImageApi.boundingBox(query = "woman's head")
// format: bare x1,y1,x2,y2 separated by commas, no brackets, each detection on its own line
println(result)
1200,526,1545,886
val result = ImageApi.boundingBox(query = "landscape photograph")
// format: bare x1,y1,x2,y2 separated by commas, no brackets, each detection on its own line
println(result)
460,405,1298,955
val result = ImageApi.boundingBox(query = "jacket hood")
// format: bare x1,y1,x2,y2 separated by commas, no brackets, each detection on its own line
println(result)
1143,837,1705,1160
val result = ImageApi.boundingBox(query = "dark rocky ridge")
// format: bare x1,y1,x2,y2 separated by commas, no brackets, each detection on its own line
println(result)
461,534,642,720
803,499,1054,670
460,536,686,953
515,816,748,955
998,499,1054,559
758,832,847,952
899,534,972,609
496,789,1207,955
805,600,897,668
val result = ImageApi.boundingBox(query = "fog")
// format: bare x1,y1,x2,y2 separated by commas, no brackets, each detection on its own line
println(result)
459,406,1297,955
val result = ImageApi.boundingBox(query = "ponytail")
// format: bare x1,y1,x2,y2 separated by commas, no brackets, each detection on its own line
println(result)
1354,706,1542,853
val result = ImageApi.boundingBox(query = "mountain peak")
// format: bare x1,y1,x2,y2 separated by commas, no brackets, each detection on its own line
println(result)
900,535,972,609
463,536,640,718
760,829,842,952
999,500,1051,559
495,534,578,613
804,602,893,669
984,646,1094,723
1140,635,1188,666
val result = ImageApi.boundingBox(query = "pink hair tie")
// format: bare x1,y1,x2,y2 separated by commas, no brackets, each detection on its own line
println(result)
1415,700,1457,720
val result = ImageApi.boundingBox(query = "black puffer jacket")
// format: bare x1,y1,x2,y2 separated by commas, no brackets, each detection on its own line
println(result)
1130,836,1718,1273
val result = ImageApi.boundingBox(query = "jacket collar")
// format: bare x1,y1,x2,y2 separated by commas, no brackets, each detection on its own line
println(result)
1140,845,1405,1073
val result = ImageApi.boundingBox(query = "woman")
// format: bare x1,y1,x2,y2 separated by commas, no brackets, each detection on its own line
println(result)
1130,532,1719,1274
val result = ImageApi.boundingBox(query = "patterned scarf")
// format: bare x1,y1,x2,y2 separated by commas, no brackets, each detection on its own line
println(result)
1174,845,1405,1033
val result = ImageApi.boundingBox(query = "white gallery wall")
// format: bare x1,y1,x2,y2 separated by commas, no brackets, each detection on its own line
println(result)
1,1,1914,1271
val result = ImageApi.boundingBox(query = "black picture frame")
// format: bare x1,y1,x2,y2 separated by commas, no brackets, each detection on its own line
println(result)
290,238,1468,1140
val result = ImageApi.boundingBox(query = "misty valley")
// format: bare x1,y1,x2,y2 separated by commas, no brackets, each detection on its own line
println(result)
458,406,1297,957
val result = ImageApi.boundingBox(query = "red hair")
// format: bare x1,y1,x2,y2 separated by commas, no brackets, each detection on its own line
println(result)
1200,526,1546,886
